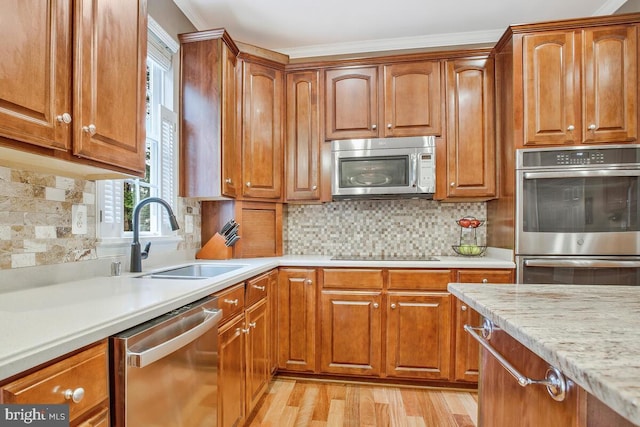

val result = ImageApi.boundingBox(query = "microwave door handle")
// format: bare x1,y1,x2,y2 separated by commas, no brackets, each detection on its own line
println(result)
523,170,640,180
524,259,640,268
410,153,418,187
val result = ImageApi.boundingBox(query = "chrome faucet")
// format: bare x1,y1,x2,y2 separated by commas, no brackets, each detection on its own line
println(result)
130,197,180,272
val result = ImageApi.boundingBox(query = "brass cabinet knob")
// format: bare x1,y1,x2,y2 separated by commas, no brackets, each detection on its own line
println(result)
461,305,467,311
588,124,597,130
304,279,312,285
390,303,397,309
567,125,575,131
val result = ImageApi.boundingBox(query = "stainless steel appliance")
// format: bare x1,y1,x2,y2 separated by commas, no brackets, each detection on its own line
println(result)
110,296,222,426
515,144,640,285
331,136,436,199
517,256,640,285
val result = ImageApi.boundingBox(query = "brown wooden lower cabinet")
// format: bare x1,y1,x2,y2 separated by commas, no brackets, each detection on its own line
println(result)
276,266,515,385
386,292,451,380
245,298,270,414
216,269,276,427
0,340,110,427
277,268,317,372
453,269,514,383
320,290,382,376
218,315,246,427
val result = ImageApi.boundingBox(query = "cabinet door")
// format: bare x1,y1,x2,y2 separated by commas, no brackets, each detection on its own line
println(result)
242,61,284,199
222,44,241,197
453,269,514,383
383,61,442,137
386,292,451,380
73,0,147,175
245,298,270,415
277,268,316,372
0,0,71,151
325,67,378,139
320,290,382,376
522,31,579,147
286,70,321,201
582,25,637,144
218,315,246,427
445,57,496,198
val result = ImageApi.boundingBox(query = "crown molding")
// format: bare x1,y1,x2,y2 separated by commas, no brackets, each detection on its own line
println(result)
276,29,505,59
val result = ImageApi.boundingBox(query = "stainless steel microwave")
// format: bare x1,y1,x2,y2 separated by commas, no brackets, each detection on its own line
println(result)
331,136,436,199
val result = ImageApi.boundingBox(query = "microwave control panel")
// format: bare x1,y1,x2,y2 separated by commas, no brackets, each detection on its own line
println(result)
418,153,435,191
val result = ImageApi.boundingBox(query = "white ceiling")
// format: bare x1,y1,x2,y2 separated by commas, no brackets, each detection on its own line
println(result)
173,0,629,58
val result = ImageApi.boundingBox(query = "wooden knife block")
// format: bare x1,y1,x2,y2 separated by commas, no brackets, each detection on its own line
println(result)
196,233,232,260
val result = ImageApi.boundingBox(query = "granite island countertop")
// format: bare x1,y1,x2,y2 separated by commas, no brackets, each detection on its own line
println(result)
448,283,640,426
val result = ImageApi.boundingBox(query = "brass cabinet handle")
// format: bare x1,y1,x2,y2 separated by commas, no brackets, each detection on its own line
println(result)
253,284,265,291
224,298,238,306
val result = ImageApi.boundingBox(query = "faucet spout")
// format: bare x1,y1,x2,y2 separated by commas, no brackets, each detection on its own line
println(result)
130,197,180,272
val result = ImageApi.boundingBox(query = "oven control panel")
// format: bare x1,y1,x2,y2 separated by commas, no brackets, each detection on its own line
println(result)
518,145,640,169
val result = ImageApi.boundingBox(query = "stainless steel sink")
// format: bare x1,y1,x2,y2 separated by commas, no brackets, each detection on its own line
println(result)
138,263,246,280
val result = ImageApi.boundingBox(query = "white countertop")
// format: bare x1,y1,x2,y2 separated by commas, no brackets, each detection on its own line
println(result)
0,252,513,381
448,283,640,426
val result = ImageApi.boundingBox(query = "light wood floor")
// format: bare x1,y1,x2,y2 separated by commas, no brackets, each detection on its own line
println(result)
246,377,478,427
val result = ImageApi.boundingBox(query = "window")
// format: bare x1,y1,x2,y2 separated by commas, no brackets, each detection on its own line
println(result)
97,19,179,242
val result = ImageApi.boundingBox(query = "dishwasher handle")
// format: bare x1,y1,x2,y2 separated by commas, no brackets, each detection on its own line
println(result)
128,308,222,368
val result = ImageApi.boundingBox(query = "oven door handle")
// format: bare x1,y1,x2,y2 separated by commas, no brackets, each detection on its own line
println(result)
127,308,222,368
524,259,640,268
523,169,640,180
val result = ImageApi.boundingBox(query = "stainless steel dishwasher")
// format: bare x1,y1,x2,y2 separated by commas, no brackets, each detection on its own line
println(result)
110,295,222,426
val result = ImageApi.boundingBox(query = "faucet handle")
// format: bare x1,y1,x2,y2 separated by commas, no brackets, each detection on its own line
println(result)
141,242,151,260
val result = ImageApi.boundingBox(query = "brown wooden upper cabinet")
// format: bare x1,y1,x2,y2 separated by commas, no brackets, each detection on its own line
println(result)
440,56,496,199
180,30,240,197
285,70,321,201
241,60,284,200
522,25,638,147
324,61,442,140
0,0,147,176
179,29,241,198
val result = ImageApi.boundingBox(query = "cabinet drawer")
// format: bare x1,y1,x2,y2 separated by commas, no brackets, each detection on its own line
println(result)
246,273,269,307
1,341,108,424
322,268,384,289
388,269,454,291
217,283,245,324
456,269,514,284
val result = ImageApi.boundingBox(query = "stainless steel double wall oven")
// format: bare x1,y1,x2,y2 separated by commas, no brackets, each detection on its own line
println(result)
515,145,640,285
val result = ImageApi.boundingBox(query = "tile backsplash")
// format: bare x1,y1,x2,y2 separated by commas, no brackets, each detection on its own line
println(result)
0,166,201,271
284,199,487,257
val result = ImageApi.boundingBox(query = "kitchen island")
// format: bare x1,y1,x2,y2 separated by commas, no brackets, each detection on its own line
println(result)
448,283,640,426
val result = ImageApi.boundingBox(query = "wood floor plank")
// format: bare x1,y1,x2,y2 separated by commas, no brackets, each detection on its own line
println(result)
248,378,477,427
327,399,346,426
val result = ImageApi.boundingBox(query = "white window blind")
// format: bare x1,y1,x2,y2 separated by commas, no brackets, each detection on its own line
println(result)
99,179,124,239
160,106,178,232
147,16,179,71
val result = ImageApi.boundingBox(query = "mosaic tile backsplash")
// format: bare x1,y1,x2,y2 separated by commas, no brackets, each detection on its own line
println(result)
284,199,487,257
0,166,201,270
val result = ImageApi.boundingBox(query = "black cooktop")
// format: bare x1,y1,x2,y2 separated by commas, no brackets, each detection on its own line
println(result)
330,255,440,261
